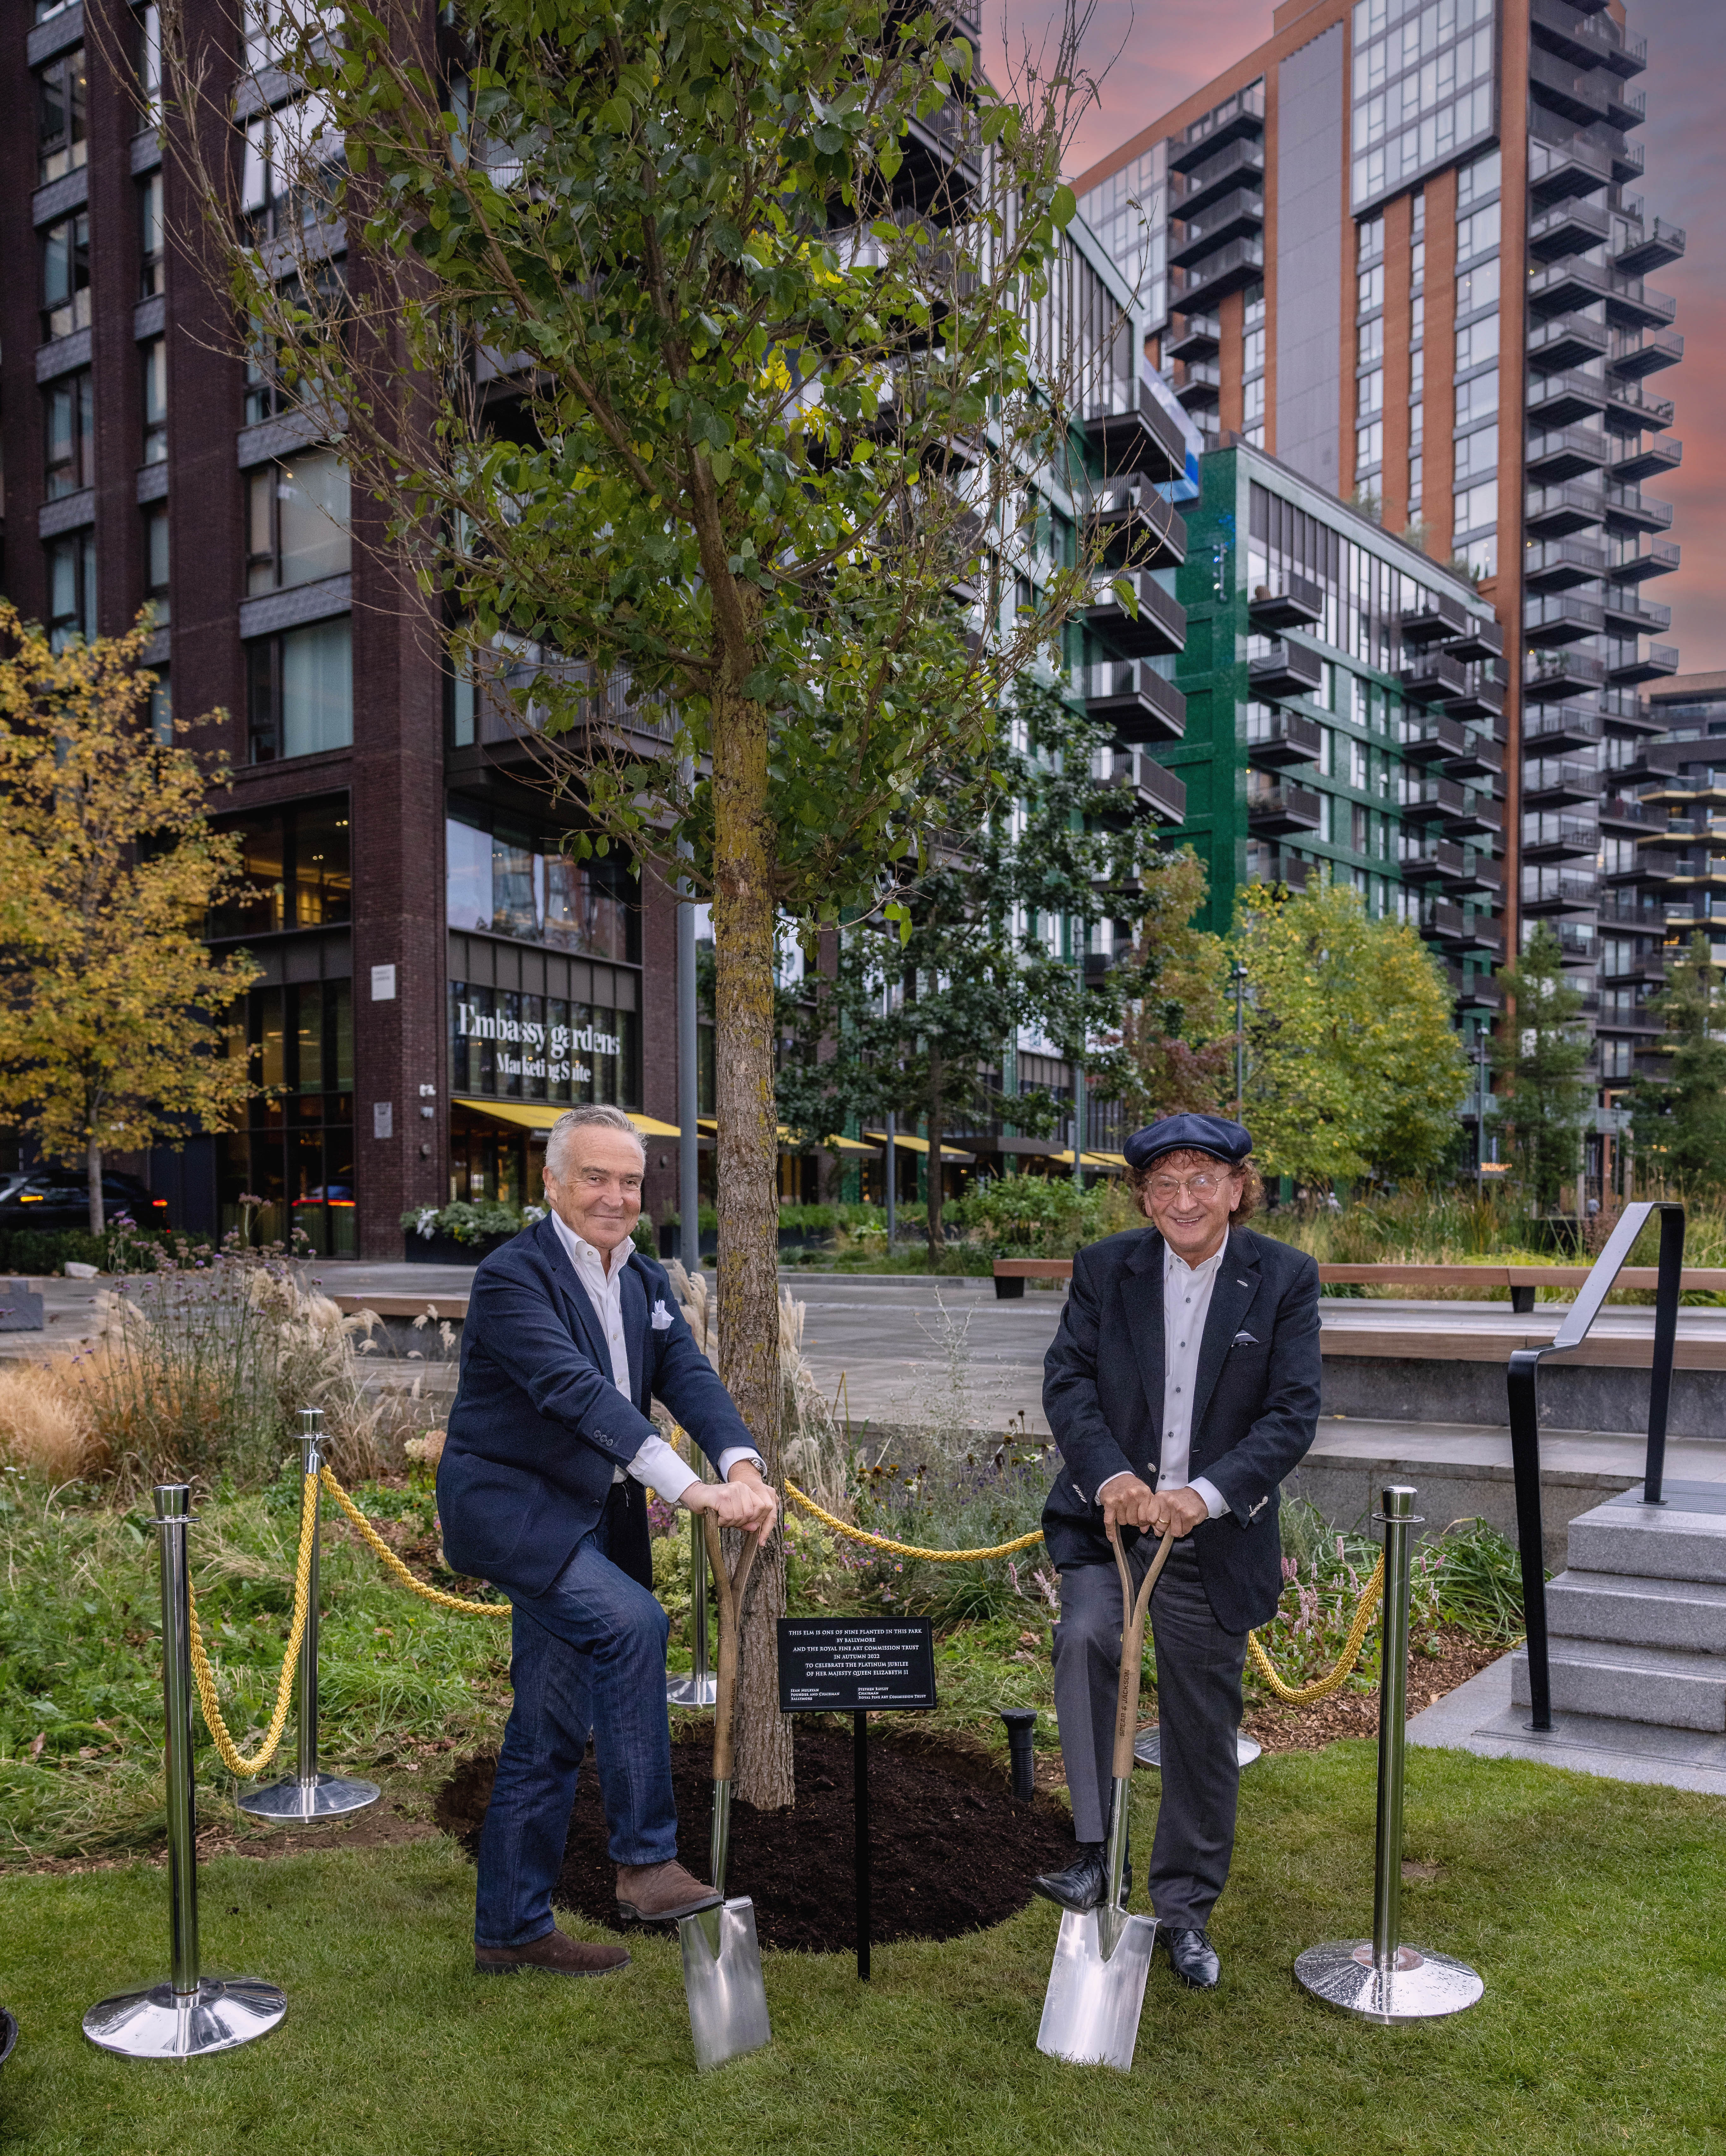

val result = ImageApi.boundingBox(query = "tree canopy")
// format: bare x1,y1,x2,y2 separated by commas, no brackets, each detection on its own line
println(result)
1629,931,1726,1194
1490,920,1594,1212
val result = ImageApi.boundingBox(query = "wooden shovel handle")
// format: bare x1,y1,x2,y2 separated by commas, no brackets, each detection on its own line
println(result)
702,1509,765,1785
1109,1521,1176,1782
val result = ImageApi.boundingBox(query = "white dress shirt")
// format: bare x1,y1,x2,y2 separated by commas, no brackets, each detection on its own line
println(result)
1099,1238,1229,1520
551,1211,763,1505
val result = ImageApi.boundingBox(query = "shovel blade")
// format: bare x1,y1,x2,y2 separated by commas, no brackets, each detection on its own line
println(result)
1036,1908,1157,2072
678,1898,772,2073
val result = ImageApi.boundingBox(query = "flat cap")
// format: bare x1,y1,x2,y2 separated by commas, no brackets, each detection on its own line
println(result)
1124,1113,1254,1174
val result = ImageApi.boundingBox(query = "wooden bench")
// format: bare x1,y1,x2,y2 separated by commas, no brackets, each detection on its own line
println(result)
992,1257,1726,1309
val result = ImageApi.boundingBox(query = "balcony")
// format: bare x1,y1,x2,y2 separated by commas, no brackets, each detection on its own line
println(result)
1529,255,1613,319
1089,474,1187,572
1448,677,1506,723
1174,360,1221,411
1608,132,1645,185
1617,216,1686,280
1165,314,1221,363
1247,573,1323,633
1452,852,1504,898
1401,775,1467,825
1400,651,1468,706
1082,661,1186,743
1171,132,1265,211
1523,812,1600,862
1607,275,1678,331
1603,483,1674,535
1602,587,1673,638
1608,326,1682,380
1602,379,1675,437
1243,843,1309,892
1531,0,1646,80
1399,837,1470,886
1417,899,1489,952
1085,571,1185,657
1169,188,1264,267
1524,592,1605,648
1245,779,1322,835
1553,919,1600,963
1169,82,1264,170
1454,969,1503,1008
1527,370,1609,430
1092,746,1186,826
1528,45,1614,127
1526,648,1608,699
1522,867,1600,916
1610,434,1682,485
1608,638,1680,686
1528,197,1610,264
1525,481,1606,539
1245,707,1323,768
1528,312,1610,372
1082,377,1189,482
1247,637,1324,700
1524,537,1607,592
1446,791,1502,841
1445,616,1503,664
1622,849,1684,887
1399,713,1468,766
1397,592,1471,645
1608,535,1680,583
1527,426,1611,484
1598,792,1662,834
1529,131,1612,209
1171,235,1266,313
1524,702,1604,751
1524,760,1601,809
1446,726,1503,779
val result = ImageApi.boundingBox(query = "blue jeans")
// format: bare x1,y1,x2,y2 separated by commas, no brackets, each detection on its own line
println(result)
474,1499,679,1948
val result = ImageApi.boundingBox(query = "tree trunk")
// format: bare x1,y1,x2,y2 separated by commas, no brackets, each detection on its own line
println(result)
709,675,794,1811
925,1053,944,1266
86,1133,104,1237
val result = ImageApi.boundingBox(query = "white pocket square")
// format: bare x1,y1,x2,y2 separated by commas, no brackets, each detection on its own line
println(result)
651,1298,675,1331
1233,1330,1259,1346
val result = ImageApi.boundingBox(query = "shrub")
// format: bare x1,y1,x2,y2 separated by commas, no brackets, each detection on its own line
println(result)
946,1171,1136,1256
401,1199,542,1246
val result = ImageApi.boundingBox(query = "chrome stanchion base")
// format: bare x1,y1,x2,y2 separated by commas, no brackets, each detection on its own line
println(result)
1294,1940,1484,2024
82,1976,287,2058
237,1771,381,1822
667,1673,718,1709
1133,1725,1260,1771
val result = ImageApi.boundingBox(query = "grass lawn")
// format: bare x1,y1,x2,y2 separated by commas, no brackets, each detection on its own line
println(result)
3,1742,1723,2156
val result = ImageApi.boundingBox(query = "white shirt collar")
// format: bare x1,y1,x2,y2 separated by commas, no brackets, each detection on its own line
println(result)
1164,1234,1228,1284
550,1208,631,1285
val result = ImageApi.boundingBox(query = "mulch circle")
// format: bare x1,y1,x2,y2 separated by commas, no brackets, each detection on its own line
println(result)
435,1725,1076,1953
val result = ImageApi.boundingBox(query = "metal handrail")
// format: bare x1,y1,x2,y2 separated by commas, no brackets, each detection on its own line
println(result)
1507,1200,1684,1731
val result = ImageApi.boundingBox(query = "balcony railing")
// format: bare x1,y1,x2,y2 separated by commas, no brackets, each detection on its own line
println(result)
1247,638,1324,700
1089,474,1187,571
1081,661,1186,744
1524,702,1604,750
1610,434,1682,485
1244,707,1323,768
1245,779,1322,833
1524,537,1607,591
1081,377,1189,483
1084,571,1186,657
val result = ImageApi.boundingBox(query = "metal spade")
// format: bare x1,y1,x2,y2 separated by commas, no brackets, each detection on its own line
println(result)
1036,1522,1174,2074
678,1510,772,2072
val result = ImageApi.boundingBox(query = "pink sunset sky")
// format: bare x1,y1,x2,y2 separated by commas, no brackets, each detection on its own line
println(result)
988,0,1723,674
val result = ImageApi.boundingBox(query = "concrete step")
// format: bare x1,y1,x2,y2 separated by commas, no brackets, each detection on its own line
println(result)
1545,1568,1726,1655
1567,1499,1726,1586
1511,1637,1726,1732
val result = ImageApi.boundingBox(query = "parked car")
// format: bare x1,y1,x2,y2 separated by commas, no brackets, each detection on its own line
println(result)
0,1170,168,1234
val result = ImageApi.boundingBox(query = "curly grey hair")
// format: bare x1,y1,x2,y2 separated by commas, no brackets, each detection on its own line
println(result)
544,1102,647,1179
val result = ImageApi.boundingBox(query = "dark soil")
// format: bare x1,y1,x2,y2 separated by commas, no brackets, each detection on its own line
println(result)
435,1725,1077,1953
1242,1623,1503,1754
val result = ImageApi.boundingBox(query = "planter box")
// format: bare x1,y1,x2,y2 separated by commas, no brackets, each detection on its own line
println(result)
403,1230,518,1265
656,1226,830,1260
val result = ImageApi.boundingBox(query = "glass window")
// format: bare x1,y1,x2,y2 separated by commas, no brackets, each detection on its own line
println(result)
1454,479,1496,535
1355,419,1383,473
244,263,341,424
293,797,352,924
44,369,94,497
1357,263,1384,316
1456,147,1501,209
1455,258,1499,318
137,2,162,121
248,618,353,762
142,337,167,463
208,798,350,936
36,47,86,184
145,505,170,627
1455,314,1498,373
1454,426,1498,483
241,94,343,240
139,173,165,298
1358,368,1384,417
1456,203,1500,263
41,213,90,341
223,979,356,1255
445,811,639,959
1455,368,1498,429
45,533,97,650
246,450,351,592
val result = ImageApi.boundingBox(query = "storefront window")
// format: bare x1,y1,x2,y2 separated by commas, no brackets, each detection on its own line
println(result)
221,979,356,1254
449,981,639,1108
208,796,351,938
445,804,637,959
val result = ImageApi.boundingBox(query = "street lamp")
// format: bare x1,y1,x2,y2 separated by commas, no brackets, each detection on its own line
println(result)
1231,960,1248,1121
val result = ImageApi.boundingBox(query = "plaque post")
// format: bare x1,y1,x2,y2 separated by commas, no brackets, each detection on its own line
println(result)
853,1710,871,1982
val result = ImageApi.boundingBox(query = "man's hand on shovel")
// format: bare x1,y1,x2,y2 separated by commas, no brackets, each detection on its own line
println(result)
685,1461,779,1536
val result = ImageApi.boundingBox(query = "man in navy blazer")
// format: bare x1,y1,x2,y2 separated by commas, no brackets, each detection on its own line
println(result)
438,1102,778,1977
1034,1114,1320,1990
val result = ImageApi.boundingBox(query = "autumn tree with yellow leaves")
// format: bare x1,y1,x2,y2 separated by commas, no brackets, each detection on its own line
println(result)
0,609,259,1234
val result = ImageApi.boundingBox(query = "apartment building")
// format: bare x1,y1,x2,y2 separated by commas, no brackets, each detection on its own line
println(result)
1077,0,1686,1191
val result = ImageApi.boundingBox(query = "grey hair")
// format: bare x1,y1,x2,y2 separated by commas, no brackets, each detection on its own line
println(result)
544,1103,647,1179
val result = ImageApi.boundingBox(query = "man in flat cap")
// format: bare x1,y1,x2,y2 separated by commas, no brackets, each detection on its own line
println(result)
1033,1113,1320,1989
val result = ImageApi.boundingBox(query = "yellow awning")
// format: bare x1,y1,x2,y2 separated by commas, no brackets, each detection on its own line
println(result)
696,1117,879,1154
863,1131,977,1162
453,1097,683,1139
1051,1148,1125,1170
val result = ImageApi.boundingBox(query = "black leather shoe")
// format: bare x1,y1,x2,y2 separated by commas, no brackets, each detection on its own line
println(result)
1032,1843,1132,1914
1162,1926,1220,1989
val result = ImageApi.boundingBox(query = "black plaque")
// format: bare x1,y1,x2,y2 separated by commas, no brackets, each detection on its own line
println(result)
776,1618,938,1713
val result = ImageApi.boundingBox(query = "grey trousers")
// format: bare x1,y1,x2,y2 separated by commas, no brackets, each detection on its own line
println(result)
1050,1536,1249,1932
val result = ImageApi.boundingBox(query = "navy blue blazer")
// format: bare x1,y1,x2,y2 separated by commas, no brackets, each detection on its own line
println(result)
437,1216,755,1598
1040,1224,1321,1633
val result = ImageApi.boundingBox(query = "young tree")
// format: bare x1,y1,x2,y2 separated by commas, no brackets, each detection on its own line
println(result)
1629,931,1726,1194
0,611,259,1233
169,0,1112,1806
1229,878,1467,1190
1491,920,1594,1212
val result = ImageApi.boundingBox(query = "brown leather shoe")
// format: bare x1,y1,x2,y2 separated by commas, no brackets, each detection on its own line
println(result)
615,1859,723,1923
475,1927,631,1977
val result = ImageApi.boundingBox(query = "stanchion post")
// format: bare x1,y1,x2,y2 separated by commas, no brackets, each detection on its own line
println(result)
239,1410,379,1821
83,1486,287,2057
1293,1485,1484,2025
668,1504,717,1708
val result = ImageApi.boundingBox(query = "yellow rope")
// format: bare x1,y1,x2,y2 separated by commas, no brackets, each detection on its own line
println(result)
1247,1550,1386,1705
319,1466,510,1617
785,1480,1047,1562
187,1469,319,1778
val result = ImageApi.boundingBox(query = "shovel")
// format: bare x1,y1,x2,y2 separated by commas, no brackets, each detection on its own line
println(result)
678,1511,773,2072
1036,1521,1175,2073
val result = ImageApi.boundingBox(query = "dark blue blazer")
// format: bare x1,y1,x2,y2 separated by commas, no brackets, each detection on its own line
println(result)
1041,1224,1321,1633
437,1216,755,1598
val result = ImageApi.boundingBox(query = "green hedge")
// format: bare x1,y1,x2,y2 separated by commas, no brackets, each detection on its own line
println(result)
0,1225,197,1276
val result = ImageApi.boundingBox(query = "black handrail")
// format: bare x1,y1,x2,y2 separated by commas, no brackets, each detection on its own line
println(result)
1507,1200,1684,1732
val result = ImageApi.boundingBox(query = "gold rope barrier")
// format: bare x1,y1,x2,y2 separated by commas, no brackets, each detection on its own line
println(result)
785,1480,1046,1562
318,1467,510,1617
186,1469,318,1778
